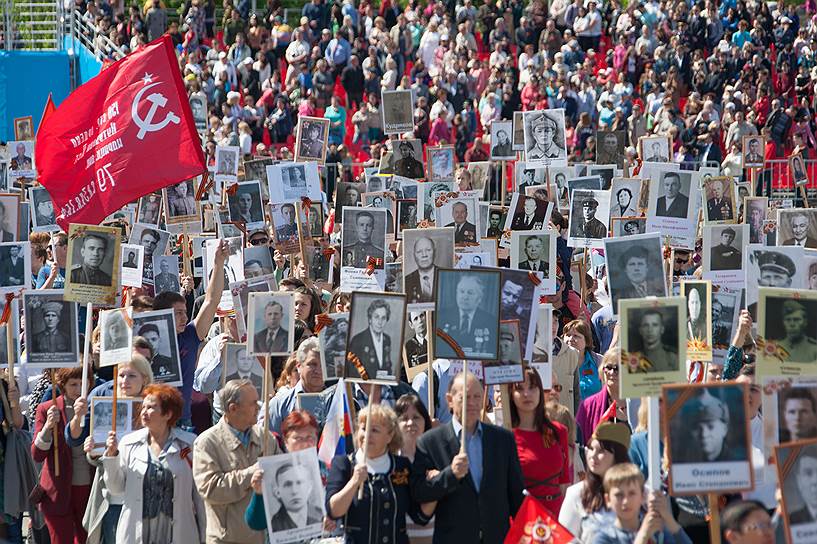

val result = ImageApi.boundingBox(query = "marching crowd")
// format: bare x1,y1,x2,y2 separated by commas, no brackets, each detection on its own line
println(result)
7,0,817,543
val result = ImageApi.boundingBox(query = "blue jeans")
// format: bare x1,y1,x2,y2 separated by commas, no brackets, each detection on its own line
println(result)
101,504,122,543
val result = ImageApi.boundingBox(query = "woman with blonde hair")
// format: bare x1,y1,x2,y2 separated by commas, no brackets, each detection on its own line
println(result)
326,404,434,543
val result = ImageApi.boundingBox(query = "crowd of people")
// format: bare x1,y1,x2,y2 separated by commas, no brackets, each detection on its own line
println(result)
6,0,817,542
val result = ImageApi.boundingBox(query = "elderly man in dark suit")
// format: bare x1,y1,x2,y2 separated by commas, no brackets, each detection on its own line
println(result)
517,235,549,273
445,202,477,244
781,212,817,248
437,273,498,358
347,298,393,378
405,236,439,304
656,172,690,218
411,372,524,543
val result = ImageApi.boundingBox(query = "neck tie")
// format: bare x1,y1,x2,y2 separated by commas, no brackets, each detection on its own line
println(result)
422,274,432,297
460,312,471,334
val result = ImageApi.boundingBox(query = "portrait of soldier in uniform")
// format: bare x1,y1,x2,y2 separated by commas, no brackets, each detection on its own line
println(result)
524,110,566,162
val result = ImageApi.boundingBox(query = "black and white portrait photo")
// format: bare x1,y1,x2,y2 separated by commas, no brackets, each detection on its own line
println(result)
639,135,670,162
603,234,667,313
510,231,554,274
222,342,264,393
129,224,170,288
776,440,817,543
484,320,524,385
341,207,387,269
743,135,765,168
305,244,333,283
620,297,684,383
247,292,295,357
704,224,747,273
568,189,610,248
703,177,735,223
152,255,181,295
514,162,545,194
586,165,616,191
391,139,425,179
363,191,396,235
418,181,454,223
758,287,817,367
307,203,325,239
23,290,79,367
777,386,817,444
214,145,239,177
346,292,406,381
682,280,712,361
611,217,647,237
228,181,265,230
318,312,348,380
403,227,455,308
505,193,550,234
778,209,817,249
484,206,506,238
403,310,428,380
655,170,692,218
0,242,30,292
746,247,805,317
163,178,199,223
189,95,207,132
268,162,321,204
396,199,418,237
436,196,479,246
0,194,20,242
119,243,144,288
295,116,329,164
259,448,325,543
745,197,768,244
244,246,275,278
434,268,501,360
565,176,603,205
270,202,307,255
229,276,277,342
133,309,182,385
427,146,455,183
381,89,414,135
384,262,403,294
490,120,515,160
790,153,809,186
609,178,641,219
596,130,626,168
29,186,58,232
464,162,491,192
206,237,244,310
523,109,567,166
334,181,365,221
99,308,133,367
712,291,739,351
66,224,120,305
664,382,753,494
136,193,162,226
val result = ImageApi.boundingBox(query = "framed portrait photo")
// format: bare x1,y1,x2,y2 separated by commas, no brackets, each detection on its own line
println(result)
596,130,626,168
346,291,406,383
132,308,182,385
270,201,309,255
334,181,365,222
136,192,163,226
775,438,817,544
427,146,455,183
13,116,34,141
702,176,736,224
681,280,713,361
381,89,415,135
99,308,133,367
664,381,753,495
228,180,265,231
778,209,817,249
152,255,181,295
610,217,646,237
639,135,671,163
523,109,568,167
757,287,817,377
510,230,557,294
567,189,610,249
483,320,524,384
745,246,806,318
392,139,425,180
609,178,641,220
760,378,817,477
396,198,419,238
0,241,30,294
742,135,766,168
267,162,321,204
214,145,240,177
28,186,58,232
163,178,200,225
23,290,80,368
744,197,769,244
119,243,144,288
790,153,809,187
504,193,552,237
0,296,20,368
362,191,396,235
318,312,348,381
340,207,387,291
618,296,686,398
304,243,334,284
247,292,295,357
434,268,501,361
403,227,455,309
222,342,265,395
434,195,479,246
65,224,121,305
490,120,515,160
295,116,330,164
7,140,35,178
89,397,137,454
129,224,170,289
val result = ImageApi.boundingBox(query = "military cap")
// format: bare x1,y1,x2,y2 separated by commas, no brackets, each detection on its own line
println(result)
500,329,516,341
42,302,63,316
782,300,808,316
758,252,796,277
582,197,599,209
722,227,736,236
138,323,160,336
591,421,631,449
683,391,729,425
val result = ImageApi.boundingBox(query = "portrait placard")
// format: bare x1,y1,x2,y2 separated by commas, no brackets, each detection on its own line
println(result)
427,146,455,183
504,193,551,238
484,320,524,385
259,448,325,544
0,193,20,242
214,145,239,177
586,164,617,190
304,244,333,284
270,202,309,255
434,195,479,246
247,292,295,357
567,189,610,249
483,205,507,239
530,304,553,364
596,130,626,168
65,224,120,304
434,268,501,361
381,89,414,135
760,377,817,479
334,181,365,222
244,246,275,278
384,261,402,294
99,308,133,367
229,275,278,343
318,312,348,381
775,439,817,544
619,297,686,398
403,227,455,310
639,135,670,162
267,162,321,203
362,191,396,235
610,217,646,237
490,120,515,160
465,162,491,193
340,207,387,292
119,243,144,288
163,178,200,225
778,209,817,249
646,169,701,249
7,140,35,179
742,135,766,168
23,290,80,368
204,236,244,311
189,95,207,133
515,162,545,194
129,224,170,289
136,192,162,226
608,178,641,220
392,139,425,179
346,292,406,383
745,246,805,318
712,290,740,361
222,342,264,395
403,310,429,382
306,202,325,239
13,117,34,141
523,109,567,167
702,177,736,224
790,153,809,187
603,235,668,315
510,230,557,294
744,197,769,244
701,224,748,290
664,382,753,494
132,308,182,385
549,166,575,210
228,180,266,231
0,241,30,294
396,198,418,237
757,288,817,377
152,255,181,295
681,280,713,361
418,181,454,224
90,397,136,454
29,186,58,232
295,116,329,164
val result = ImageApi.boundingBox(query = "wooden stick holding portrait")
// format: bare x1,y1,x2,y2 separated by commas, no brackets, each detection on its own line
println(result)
425,309,435,418
80,302,93,427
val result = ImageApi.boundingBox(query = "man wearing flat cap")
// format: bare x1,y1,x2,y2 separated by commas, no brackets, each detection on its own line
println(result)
616,245,664,301
70,233,112,286
710,227,742,270
139,322,176,379
525,111,564,160
775,300,817,363
678,390,742,463
575,196,607,238
393,140,425,179
33,301,71,353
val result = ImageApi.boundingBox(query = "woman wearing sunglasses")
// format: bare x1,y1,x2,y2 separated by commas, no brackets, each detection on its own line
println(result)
575,348,628,446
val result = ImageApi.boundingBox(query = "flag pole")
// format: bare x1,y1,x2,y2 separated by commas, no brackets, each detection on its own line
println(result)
425,309,434,419
80,302,93,427
262,355,271,456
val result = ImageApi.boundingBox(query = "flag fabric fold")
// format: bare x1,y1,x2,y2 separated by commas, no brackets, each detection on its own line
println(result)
317,378,354,467
504,495,574,544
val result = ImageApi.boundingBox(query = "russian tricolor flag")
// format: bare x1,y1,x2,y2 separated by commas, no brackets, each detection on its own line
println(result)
318,378,354,467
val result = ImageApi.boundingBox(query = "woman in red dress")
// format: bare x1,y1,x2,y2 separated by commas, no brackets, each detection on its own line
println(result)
510,366,571,515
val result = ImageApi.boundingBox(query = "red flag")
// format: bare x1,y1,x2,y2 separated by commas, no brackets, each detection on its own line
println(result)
37,93,56,135
504,495,574,544
35,35,205,230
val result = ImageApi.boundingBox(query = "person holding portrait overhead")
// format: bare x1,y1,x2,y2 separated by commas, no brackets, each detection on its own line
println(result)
776,300,817,363
348,299,393,376
686,288,707,341
789,447,817,525
511,198,546,230
445,202,477,244
253,300,289,354
346,211,384,267
405,237,438,304
518,237,549,273
617,246,663,299
710,228,742,270
526,111,564,160
636,310,677,373
781,211,817,248
656,172,689,218
706,179,734,221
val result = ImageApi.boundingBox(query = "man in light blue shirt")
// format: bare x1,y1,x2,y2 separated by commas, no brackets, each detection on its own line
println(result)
325,30,351,79
261,337,324,433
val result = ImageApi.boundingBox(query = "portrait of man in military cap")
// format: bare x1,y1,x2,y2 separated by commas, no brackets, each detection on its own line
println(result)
523,109,567,166
761,290,817,364
392,139,425,179
23,291,80,366
569,189,609,243
132,309,182,384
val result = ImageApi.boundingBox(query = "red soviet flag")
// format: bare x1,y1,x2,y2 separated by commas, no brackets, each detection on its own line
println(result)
504,495,573,544
36,35,204,230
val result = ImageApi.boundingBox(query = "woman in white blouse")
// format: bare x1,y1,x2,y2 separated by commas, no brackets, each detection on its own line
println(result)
102,384,205,544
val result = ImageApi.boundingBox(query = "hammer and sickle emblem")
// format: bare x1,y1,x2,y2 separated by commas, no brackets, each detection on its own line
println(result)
132,81,181,140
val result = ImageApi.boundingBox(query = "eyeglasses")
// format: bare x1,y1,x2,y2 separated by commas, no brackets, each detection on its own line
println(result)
249,237,269,246
742,522,773,533
603,365,619,374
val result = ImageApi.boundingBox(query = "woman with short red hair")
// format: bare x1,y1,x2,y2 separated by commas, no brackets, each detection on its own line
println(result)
101,384,205,544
